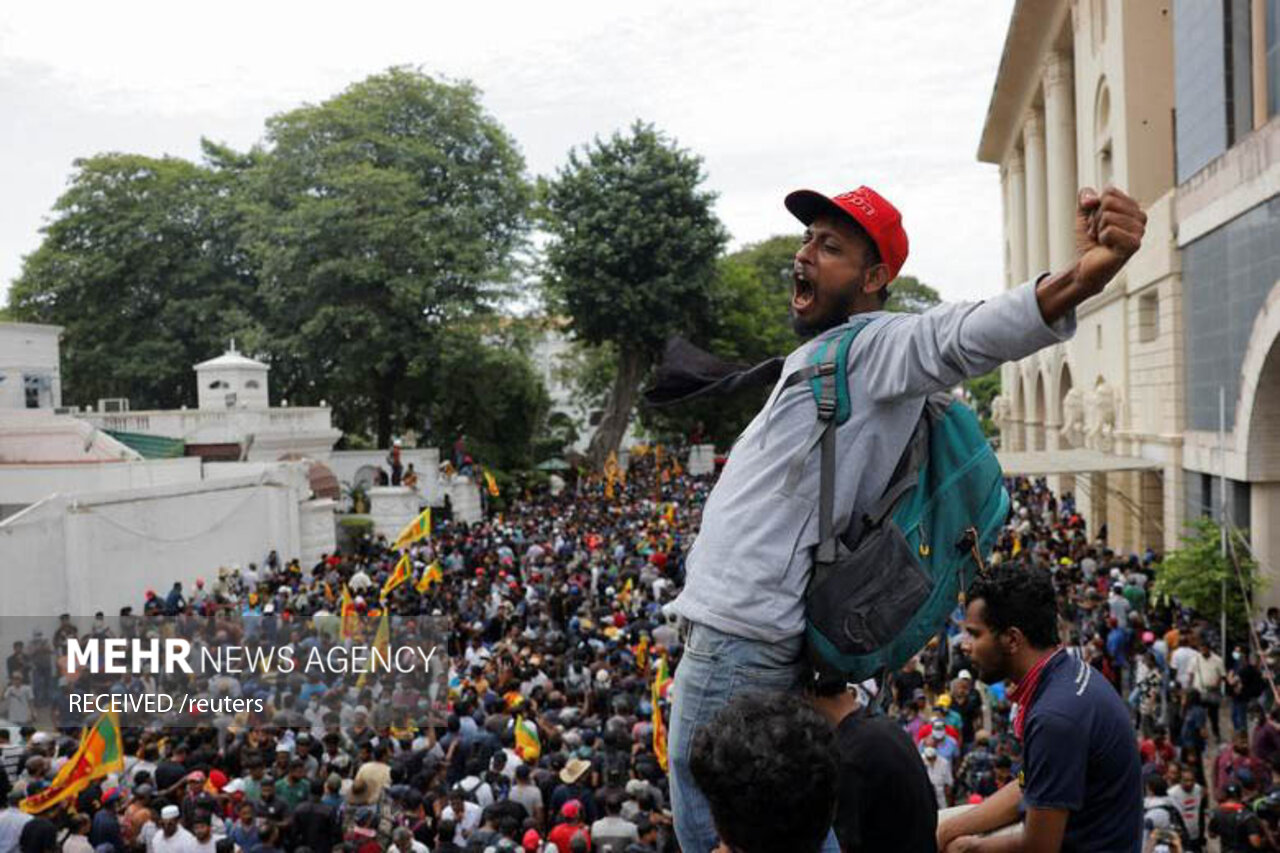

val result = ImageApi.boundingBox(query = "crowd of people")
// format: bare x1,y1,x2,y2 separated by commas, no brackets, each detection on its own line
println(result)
3,451,1280,852
2,450,697,853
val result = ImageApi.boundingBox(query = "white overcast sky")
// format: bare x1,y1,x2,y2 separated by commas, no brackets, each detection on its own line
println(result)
0,0,1016,309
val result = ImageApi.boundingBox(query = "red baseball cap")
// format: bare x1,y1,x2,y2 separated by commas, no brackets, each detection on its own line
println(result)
785,186,909,281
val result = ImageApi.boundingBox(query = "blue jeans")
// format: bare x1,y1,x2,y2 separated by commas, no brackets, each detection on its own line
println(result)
668,622,839,853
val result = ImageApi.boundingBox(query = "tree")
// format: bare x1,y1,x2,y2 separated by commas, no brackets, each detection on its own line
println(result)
884,275,942,314
7,153,261,409
1152,518,1262,639
638,234,797,447
965,370,1002,436
540,121,727,467
424,321,551,471
241,67,532,446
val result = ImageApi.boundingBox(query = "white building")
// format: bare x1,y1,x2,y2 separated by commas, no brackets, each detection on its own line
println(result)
0,328,338,651
0,322,63,411
981,1,1280,606
78,342,342,463
981,0,1181,556
195,343,270,410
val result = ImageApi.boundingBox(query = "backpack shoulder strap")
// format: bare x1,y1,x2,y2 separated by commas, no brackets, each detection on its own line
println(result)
774,318,876,563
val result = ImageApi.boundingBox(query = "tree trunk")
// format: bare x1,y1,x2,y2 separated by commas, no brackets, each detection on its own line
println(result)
373,355,408,450
587,346,647,469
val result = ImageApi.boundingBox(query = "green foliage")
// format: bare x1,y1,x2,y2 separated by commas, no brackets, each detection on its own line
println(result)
964,370,1002,436
423,321,551,471
8,153,262,409
7,67,550,469
540,121,727,357
540,122,726,464
553,340,618,414
639,234,797,447
884,275,942,314
241,67,533,446
1152,518,1262,638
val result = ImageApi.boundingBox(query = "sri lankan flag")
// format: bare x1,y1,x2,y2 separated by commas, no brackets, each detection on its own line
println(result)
514,715,540,761
652,656,672,772
21,712,124,814
392,508,431,551
340,585,359,640
381,553,412,600
415,561,443,594
633,634,650,671
483,469,500,497
357,608,392,688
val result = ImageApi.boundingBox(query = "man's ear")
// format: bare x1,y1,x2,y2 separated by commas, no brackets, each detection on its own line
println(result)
862,264,893,298
1000,626,1024,655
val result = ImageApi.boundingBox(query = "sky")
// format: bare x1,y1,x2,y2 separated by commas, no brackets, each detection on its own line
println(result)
0,0,1016,310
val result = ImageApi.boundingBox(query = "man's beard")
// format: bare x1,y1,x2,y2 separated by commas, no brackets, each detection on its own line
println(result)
974,647,1014,685
790,304,848,339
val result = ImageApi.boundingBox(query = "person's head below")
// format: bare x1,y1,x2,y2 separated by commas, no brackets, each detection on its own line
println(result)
1145,775,1168,798
962,564,1060,684
784,186,908,338
690,690,838,853
392,827,415,851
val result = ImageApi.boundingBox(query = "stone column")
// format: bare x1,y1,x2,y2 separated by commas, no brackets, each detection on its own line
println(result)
1043,52,1079,271
1023,107,1049,276
1006,148,1029,286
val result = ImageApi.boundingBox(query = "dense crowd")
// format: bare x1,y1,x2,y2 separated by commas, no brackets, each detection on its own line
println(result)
1,451,698,853
3,453,1280,852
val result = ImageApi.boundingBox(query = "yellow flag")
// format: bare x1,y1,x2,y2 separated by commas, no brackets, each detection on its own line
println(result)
340,585,358,640
372,607,390,658
483,469,500,497
381,553,412,600
416,561,443,594
392,508,432,551
357,608,391,688
515,715,541,761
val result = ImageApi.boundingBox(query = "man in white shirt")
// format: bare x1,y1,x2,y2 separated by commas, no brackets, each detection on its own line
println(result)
0,792,34,853
1190,636,1227,742
440,789,482,845
1169,765,1207,849
1170,642,1198,691
922,745,953,810
150,805,199,853
3,675,33,726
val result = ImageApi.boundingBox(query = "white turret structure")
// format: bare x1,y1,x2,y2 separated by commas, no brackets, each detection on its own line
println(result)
194,341,270,410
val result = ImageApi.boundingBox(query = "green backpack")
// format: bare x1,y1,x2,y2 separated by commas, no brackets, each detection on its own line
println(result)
779,318,1010,685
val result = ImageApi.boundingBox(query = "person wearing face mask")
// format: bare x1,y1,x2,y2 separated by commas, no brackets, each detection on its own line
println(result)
1226,646,1265,736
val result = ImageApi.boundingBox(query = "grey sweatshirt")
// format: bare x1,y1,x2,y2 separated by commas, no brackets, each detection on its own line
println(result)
669,279,1075,642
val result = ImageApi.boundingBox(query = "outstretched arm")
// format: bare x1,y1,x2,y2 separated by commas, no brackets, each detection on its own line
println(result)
858,185,1145,402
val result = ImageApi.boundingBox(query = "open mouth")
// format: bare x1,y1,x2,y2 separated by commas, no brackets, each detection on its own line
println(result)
792,268,815,313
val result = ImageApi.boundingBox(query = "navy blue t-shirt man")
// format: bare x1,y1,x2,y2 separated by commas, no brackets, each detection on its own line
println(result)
1020,649,1143,850
937,564,1143,852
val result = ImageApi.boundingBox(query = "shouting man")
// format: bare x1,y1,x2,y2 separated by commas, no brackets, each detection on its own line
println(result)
666,183,1147,853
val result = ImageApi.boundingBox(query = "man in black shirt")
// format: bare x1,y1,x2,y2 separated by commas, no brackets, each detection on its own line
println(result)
809,680,937,852
1209,783,1264,852
292,780,341,853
